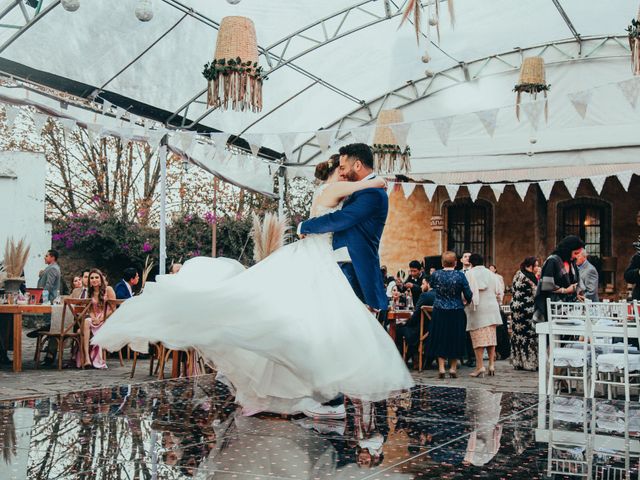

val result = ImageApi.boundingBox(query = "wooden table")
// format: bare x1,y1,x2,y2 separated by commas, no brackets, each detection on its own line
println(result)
0,304,51,373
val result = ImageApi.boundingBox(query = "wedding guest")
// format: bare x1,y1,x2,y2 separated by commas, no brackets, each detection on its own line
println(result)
459,251,474,367
114,268,139,300
575,249,599,302
460,252,472,273
534,235,584,322
488,264,505,299
390,286,407,310
404,260,426,305
71,275,82,291
78,269,116,369
37,249,61,302
425,251,472,379
510,256,539,371
624,236,640,301
71,270,90,299
386,274,406,297
398,278,436,369
380,266,394,287
465,254,503,378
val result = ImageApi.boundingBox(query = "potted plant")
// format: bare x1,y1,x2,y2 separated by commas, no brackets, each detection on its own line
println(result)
2,238,30,294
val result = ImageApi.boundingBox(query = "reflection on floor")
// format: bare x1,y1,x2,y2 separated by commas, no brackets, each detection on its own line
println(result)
0,374,637,479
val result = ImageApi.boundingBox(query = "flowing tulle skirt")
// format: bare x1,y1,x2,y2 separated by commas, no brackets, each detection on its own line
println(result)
92,236,414,413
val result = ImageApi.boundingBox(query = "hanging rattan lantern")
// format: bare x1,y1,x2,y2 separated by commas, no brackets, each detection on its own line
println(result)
627,7,640,75
202,16,265,112
372,109,411,174
514,56,550,121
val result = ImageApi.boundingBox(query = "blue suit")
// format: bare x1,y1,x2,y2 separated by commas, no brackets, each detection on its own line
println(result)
114,280,132,300
299,188,388,310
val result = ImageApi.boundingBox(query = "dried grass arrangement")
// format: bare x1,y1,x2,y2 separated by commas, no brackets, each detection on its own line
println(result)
251,213,290,263
141,255,155,290
372,144,411,174
627,8,640,75
400,0,455,44
514,56,550,121
3,237,30,279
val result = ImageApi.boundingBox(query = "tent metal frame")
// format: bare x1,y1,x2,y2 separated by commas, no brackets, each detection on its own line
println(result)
287,35,631,166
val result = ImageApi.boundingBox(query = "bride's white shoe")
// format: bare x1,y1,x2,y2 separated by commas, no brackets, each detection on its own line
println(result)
302,401,346,420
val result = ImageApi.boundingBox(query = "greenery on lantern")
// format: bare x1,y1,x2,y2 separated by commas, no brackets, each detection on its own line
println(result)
513,83,551,94
202,57,267,82
371,144,411,156
627,18,640,39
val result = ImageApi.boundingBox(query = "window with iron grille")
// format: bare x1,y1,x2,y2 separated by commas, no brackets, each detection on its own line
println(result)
557,198,611,258
446,199,493,261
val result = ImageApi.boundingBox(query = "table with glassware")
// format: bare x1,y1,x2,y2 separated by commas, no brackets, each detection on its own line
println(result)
536,317,639,397
0,304,52,372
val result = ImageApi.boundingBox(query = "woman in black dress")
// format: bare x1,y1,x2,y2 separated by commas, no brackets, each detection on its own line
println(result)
510,256,539,371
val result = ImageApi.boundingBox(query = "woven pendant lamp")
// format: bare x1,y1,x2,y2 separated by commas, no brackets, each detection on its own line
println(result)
628,7,640,75
372,109,411,174
203,16,265,112
514,57,550,121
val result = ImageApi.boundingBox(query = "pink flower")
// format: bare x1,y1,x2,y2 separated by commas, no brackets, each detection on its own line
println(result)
203,211,217,225
142,242,152,253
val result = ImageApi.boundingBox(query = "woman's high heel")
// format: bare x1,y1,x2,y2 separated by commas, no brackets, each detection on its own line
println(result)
448,370,457,379
469,367,486,378
488,366,496,376
438,371,446,379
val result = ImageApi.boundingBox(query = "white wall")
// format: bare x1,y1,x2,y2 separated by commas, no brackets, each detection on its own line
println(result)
0,151,50,288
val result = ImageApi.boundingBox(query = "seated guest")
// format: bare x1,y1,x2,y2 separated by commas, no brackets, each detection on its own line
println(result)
114,268,139,300
390,286,407,310
398,278,436,369
71,270,90,299
170,263,183,275
380,266,394,288
386,274,406,297
78,269,116,369
404,260,426,306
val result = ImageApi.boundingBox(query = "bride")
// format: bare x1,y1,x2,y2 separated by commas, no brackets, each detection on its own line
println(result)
92,155,414,414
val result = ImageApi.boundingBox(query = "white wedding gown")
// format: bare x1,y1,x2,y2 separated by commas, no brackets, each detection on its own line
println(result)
92,185,414,413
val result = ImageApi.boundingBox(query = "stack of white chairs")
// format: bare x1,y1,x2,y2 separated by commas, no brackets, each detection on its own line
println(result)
589,301,640,402
547,300,592,396
547,396,592,478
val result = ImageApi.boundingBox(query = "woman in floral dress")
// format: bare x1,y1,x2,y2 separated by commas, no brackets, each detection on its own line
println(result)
510,257,539,371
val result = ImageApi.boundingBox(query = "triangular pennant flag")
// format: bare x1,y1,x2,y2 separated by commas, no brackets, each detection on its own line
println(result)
389,123,411,150
115,106,126,121
146,129,165,150
616,170,633,192
618,77,640,109
590,175,607,195
445,184,459,201
86,123,104,146
521,100,544,131
245,133,263,157
475,109,499,137
562,177,581,198
424,183,438,201
119,128,133,146
102,99,112,115
177,131,194,152
538,180,555,201
315,129,333,152
32,112,48,132
568,90,592,119
466,183,482,202
278,132,298,159
59,117,76,136
210,132,230,159
401,182,416,199
4,105,19,129
351,125,373,144
514,183,530,201
490,183,505,202
386,182,395,197
433,116,454,146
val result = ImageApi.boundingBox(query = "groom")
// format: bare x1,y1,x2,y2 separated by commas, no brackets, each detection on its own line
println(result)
297,143,389,418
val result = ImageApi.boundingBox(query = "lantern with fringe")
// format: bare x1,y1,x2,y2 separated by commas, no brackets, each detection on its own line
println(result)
203,16,265,112
514,56,550,121
372,109,411,174
627,7,640,75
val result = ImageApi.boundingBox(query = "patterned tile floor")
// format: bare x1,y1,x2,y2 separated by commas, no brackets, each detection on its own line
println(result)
1,374,638,479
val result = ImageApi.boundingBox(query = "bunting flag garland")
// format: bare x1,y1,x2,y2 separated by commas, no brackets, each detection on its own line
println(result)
146,129,165,151
568,90,592,119
177,131,194,152
538,180,555,200
4,105,18,129
590,175,607,195
315,129,333,152
278,132,298,159
490,183,505,202
514,183,530,201
466,183,482,202
445,184,459,201
86,123,104,147
401,182,416,199
389,123,411,150
562,177,581,198
618,77,640,109
433,116,454,146
210,132,230,159
616,170,633,191
475,109,499,137
350,125,373,144
521,100,544,131
386,182,395,197
245,133,264,157
32,112,48,132
424,183,438,201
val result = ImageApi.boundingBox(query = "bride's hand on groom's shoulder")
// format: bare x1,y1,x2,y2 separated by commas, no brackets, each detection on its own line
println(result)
371,177,387,189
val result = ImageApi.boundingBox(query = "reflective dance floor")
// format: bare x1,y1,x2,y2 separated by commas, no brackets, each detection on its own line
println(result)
0,374,638,479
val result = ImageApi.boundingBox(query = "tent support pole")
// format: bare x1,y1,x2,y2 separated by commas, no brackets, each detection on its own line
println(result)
159,136,168,274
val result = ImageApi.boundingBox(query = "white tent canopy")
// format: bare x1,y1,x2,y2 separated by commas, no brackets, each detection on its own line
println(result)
1,0,638,181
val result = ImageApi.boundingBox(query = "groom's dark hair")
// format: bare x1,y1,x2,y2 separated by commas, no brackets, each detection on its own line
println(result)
339,143,374,170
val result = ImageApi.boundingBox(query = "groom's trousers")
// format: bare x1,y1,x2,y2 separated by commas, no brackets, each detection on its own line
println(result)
339,263,365,304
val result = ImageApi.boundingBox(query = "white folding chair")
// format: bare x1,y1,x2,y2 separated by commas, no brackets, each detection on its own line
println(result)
589,301,640,402
547,395,592,478
548,299,592,396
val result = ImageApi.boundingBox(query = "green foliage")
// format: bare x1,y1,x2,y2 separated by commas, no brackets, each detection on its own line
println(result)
627,18,640,38
202,57,267,82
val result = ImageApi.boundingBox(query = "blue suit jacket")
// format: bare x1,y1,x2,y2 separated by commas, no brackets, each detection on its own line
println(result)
114,280,132,300
299,188,388,310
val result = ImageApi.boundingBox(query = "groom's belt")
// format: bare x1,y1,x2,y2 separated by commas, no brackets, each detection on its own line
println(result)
333,246,352,263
